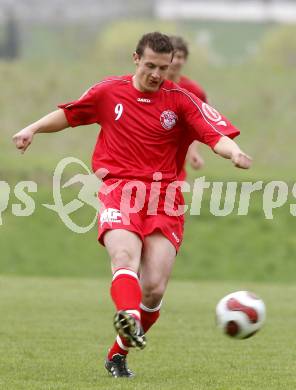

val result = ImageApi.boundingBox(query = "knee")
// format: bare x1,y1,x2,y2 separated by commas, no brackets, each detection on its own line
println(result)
111,248,138,271
142,283,165,308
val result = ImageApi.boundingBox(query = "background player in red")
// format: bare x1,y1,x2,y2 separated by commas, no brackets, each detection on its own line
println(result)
13,32,252,378
168,35,207,181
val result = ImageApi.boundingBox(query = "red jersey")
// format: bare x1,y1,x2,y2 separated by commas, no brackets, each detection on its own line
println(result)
178,75,207,103
59,74,239,182
176,75,208,181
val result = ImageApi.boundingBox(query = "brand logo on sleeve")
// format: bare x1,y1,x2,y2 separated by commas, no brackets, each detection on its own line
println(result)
202,103,222,122
160,110,178,130
201,103,227,126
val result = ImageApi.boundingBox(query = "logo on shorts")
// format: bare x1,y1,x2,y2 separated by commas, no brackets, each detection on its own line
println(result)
100,208,122,225
171,232,180,243
160,110,178,130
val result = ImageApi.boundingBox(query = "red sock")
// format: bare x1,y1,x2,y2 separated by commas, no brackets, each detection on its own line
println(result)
108,268,142,359
110,268,142,318
140,302,162,333
107,302,161,360
108,335,129,360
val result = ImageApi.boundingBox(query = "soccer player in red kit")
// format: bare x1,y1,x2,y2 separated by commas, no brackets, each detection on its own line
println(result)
13,32,252,378
168,35,208,181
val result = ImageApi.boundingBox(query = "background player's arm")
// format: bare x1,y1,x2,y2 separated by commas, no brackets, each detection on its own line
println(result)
213,136,252,169
12,109,69,153
186,140,204,170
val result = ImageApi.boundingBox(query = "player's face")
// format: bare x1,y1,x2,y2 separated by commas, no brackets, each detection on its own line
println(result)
169,50,187,74
133,47,173,92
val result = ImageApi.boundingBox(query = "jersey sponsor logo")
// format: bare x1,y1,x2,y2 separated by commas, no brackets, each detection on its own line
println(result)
100,208,122,225
160,110,178,130
137,98,151,103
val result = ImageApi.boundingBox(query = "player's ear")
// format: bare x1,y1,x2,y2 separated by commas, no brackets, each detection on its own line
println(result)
133,52,140,65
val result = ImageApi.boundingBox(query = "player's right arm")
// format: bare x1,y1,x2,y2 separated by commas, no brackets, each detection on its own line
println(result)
12,80,107,154
12,109,69,154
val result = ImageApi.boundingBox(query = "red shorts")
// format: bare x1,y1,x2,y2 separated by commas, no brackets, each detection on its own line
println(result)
97,179,185,252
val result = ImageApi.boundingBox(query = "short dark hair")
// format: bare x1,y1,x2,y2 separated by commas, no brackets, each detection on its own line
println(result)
169,35,189,58
136,32,174,57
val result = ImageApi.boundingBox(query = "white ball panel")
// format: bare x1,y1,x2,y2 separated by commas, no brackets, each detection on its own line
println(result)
215,290,266,339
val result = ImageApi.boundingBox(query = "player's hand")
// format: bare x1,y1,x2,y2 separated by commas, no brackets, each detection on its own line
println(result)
231,151,252,169
12,128,34,154
187,141,204,170
188,151,204,170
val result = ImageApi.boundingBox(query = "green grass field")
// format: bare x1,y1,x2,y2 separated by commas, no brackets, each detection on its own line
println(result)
1,276,295,390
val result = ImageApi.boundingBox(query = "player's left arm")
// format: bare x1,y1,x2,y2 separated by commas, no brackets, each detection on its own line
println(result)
180,93,251,169
213,136,252,169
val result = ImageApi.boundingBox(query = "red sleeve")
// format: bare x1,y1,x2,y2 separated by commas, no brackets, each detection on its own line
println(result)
58,83,106,127
180,92,240,148
193,85,207,103
186,81,208,103
179,77,208,103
